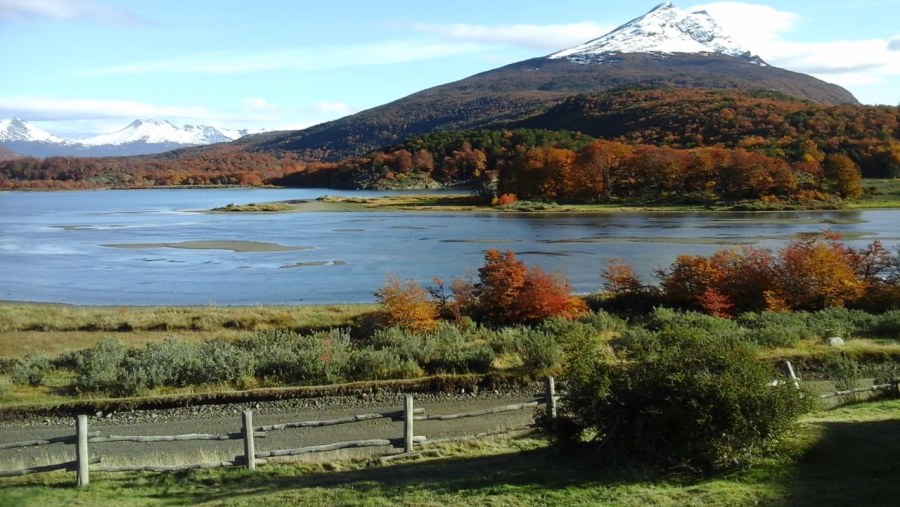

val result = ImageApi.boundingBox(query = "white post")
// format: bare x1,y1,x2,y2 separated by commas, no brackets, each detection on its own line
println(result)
403,395,415,453
545,376,557,419
783,361,800,390
76,415,90,487
243,410,256,471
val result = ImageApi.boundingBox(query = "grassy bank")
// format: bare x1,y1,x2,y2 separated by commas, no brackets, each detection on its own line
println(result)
2,303,898,410
208,179,900,214
1,398,897,506
0,303,374,358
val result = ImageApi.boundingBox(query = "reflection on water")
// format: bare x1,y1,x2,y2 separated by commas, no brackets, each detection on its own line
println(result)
1,189,897,306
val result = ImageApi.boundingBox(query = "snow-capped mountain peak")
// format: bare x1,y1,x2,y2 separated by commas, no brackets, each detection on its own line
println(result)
77,119,244,146
0,117,65,143
0,118,260,157
549,2,763,65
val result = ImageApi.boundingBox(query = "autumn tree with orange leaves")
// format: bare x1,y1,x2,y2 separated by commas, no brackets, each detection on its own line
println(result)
455,249,586,325
644,234,899,317
374,275,439,332
765,233,865,311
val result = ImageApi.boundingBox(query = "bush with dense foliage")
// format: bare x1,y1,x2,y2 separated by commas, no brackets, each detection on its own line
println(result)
605,235,900,317
554,327,812,471
10,353,50,387
374,275,439,332
373,249,587,328
451,249,588,325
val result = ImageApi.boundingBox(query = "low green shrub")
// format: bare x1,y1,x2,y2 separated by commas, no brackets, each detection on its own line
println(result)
872,362,900,399
348,347,423,380
373,323,494,374
199,339,256,384
553,329,812,472
486,326,525,356
0,358,17,375
117,338,257,396
801,307,874,339
539,312,624,349
238,329,352,385
73,339,127,394
824,352,862,392
736,313,815,347
11,354,51,387
579,310,628,333
869,311,900,340
644,307,745,337
487,325,564,370
515,329,562,371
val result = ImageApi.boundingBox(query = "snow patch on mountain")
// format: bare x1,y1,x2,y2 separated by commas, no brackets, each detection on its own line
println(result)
77,119,249,146
549,2,764,65
0,118,260,157
0,118,65,143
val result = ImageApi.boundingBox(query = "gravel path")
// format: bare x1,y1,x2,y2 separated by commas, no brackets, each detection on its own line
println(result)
0,386,545,471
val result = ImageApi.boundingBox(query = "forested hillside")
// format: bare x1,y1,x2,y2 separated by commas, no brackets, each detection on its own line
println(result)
2,88,897,204
516,88,900,178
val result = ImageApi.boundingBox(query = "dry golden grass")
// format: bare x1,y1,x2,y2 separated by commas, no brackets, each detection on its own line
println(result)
0,303,376,359
761,338,900,362
0,330,240,360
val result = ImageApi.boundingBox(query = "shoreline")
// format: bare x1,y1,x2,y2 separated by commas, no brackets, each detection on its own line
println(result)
205,193,900,214
6,183,900,212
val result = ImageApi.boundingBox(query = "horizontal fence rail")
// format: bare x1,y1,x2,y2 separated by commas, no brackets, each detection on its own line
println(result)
819,383,897,399
415,400,541,421
0,378,554,487
255,408,424,432
0,432,99,451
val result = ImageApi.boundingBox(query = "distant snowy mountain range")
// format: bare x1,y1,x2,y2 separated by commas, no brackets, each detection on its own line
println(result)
0,118,259,157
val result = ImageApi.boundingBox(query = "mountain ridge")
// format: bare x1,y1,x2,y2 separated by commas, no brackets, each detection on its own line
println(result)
0,118,258,157
3,3,861,162
231,3,857,162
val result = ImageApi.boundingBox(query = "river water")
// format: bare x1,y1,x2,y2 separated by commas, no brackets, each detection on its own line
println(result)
1,189,898,306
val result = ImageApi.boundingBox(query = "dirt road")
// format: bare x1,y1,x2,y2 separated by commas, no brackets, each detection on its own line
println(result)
0,389,543,471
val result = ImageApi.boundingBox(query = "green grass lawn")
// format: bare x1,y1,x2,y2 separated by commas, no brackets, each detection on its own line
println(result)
2,399,897,506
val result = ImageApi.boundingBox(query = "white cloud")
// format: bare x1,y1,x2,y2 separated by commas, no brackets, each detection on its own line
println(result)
0,95,360,136
690,2,900,102
411,22,611,52
0,0,146,24
688,2,799,50
80,40,487,76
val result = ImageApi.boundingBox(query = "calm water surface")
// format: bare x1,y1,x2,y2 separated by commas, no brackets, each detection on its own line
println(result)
1,189,898,305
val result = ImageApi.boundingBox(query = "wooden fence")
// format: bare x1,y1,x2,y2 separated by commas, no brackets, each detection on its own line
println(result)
0,377,557,487
781,360,900,400
818,383,899,400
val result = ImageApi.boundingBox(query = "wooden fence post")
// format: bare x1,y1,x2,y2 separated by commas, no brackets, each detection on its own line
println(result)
782,361,800,389
403,395,415,453
76,415,89,487
544,376,557,419
242,410,256,471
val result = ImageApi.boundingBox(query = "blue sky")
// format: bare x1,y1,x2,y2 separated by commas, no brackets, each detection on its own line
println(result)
1,0,898,138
